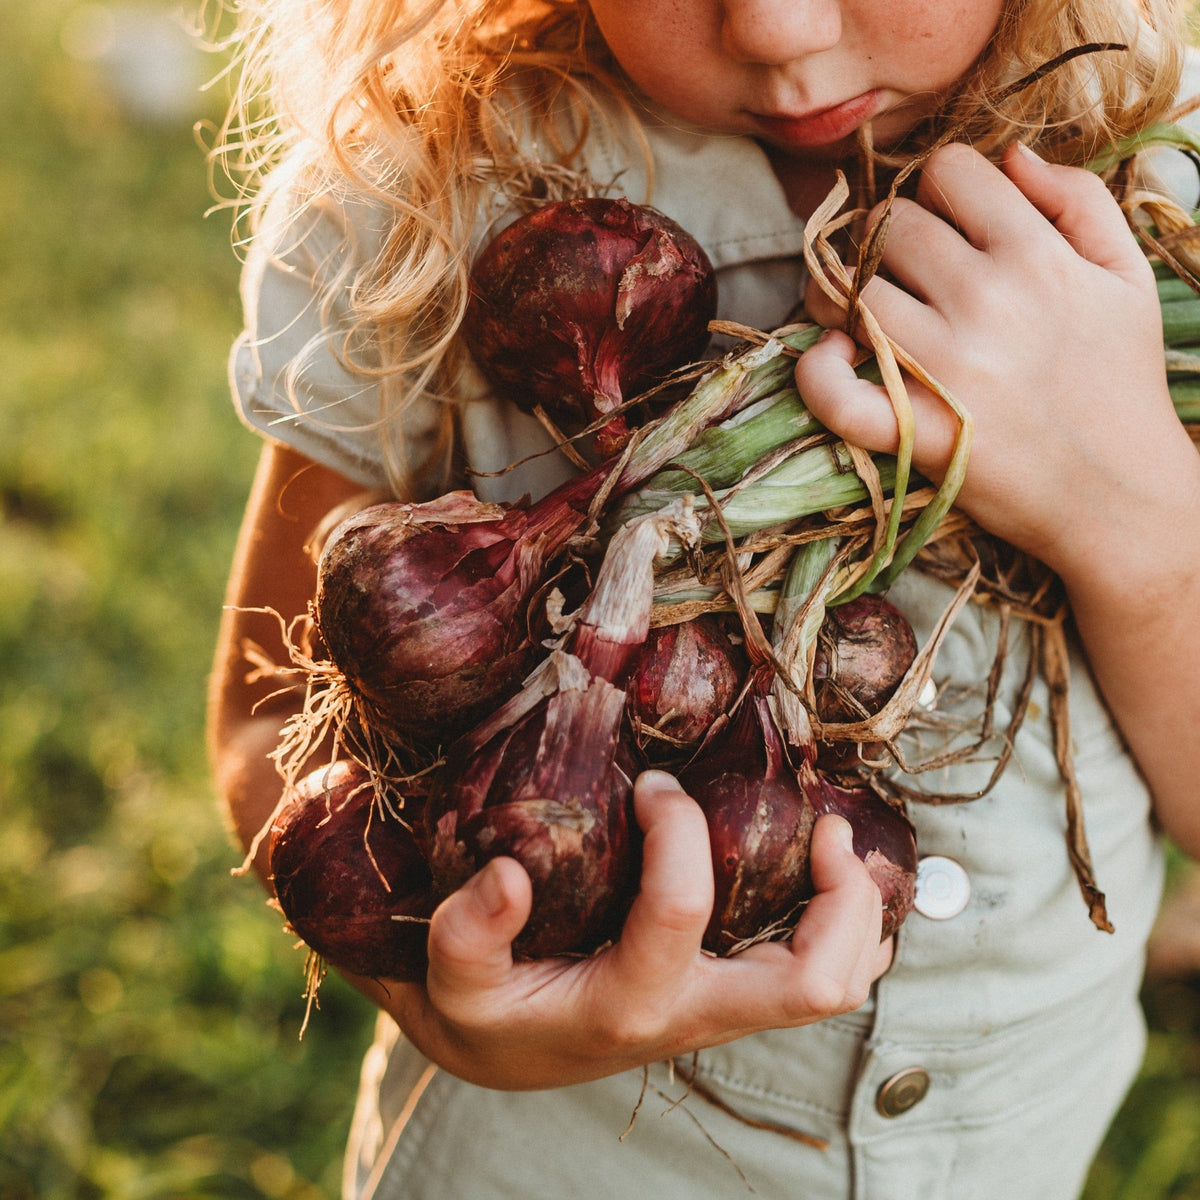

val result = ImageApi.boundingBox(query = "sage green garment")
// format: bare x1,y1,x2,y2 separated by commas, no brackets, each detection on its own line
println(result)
230,65,1200,1198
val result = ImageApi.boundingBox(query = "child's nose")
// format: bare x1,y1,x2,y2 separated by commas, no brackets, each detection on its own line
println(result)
720,0,843,65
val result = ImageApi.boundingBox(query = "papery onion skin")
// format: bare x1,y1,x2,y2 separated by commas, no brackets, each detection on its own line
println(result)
425,669,639,960
625,616,748,757
679,692,816,955
268,760,434,981
315,476,600,746
462,197,718,454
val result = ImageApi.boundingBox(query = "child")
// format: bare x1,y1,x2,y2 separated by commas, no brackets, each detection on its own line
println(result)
207,1,1200,1196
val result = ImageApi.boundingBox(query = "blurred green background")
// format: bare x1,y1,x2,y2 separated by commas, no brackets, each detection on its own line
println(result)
1,1,374,1196
2,1,1200,1197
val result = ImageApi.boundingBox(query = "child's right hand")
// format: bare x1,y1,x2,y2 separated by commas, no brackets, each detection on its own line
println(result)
364,770,892,1091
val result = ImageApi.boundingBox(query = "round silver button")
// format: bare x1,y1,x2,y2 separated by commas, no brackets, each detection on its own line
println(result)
914,855,970,920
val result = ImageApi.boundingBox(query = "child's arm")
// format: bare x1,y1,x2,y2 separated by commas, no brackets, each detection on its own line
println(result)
207,442,366,879
797,142,1200,856
210,442,893,1091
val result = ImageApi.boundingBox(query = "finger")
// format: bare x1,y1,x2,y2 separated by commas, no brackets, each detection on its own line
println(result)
424,856,532,1000
911,141,1049,259
782,816,884,1014
795,814,884,950
998,141,1152,279
705,816,885,1031
803,219,954,334
608,770,713,990
804,235,962,381
811,821,896,993
915,142,1145,281
793,329,960,470
861,195,984,309
912,142,1014,248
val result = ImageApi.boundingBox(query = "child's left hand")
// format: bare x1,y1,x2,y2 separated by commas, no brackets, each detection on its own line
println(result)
798,141,1200,854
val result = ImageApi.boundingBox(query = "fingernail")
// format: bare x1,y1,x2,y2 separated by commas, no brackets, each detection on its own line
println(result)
1014,140,1043,163
830,815,855,853
636,769,680,795
470,862,508,917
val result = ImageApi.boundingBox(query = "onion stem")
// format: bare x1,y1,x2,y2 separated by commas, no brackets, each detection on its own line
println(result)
1084,121,1200,174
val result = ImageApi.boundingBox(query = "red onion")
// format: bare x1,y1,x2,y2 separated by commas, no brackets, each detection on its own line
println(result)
424,656,639,960
625,616,748,758
678,686,817,955
315,470,603,746
813,594,918,720
268,760,434,981
462,197,718,455
680,649,918,951
812,593,918,771
800,766,917,939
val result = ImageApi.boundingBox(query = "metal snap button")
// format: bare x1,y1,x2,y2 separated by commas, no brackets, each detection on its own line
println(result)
875,1067,931,1118
914,855,971,920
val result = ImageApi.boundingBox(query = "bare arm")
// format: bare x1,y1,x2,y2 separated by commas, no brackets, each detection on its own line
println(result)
207,441,368,881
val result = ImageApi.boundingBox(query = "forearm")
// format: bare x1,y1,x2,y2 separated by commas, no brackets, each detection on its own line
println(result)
1063,512,1200,857
211,704,295,884
208,442,373,881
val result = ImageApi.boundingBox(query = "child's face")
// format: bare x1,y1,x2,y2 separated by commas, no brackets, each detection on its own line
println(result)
589,0,1004,161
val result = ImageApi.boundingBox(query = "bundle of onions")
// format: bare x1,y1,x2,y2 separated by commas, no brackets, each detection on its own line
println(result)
268,177,1200,983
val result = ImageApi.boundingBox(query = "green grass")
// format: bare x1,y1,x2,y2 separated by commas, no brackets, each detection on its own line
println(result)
0,2,378,1196
2,2,1199,1197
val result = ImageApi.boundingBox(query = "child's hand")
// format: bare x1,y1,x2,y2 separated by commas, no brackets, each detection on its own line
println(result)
798,141,1194,588
798,142,1200,855
368,771,892,1091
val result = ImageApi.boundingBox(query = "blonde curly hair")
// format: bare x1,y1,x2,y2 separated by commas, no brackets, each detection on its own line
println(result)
210,0,1188,496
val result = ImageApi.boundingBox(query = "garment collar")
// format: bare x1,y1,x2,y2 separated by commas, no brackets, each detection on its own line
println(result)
578,95,811,271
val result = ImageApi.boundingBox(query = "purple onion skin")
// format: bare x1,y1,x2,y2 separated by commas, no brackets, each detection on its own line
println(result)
316,476,600,746
269,761,434,982
462,197,718,455
800,764,917,939
425,677,639,960
679,693,816,955
813,594,918,772
625,616,748,759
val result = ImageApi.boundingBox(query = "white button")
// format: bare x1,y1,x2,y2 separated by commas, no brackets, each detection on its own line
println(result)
914,855,970,920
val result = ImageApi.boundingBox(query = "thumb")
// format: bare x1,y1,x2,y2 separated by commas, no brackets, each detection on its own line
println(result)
425,857,532,998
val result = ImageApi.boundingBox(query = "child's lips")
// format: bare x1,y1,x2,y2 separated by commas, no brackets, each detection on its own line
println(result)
751,91,882,149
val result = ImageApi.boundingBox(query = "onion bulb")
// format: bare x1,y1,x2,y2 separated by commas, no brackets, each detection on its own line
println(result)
268,760,433,981
463,197,718,455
